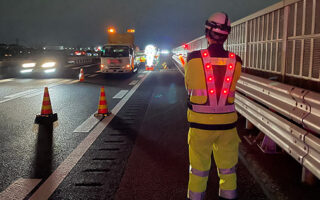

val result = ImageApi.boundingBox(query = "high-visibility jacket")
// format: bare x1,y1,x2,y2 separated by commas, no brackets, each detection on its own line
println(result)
185,44,242,130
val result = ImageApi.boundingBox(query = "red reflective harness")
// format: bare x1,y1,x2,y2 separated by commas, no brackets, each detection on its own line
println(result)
189,50,236,114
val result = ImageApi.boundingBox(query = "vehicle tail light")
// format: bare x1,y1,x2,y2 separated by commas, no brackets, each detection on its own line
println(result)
209,89,215,94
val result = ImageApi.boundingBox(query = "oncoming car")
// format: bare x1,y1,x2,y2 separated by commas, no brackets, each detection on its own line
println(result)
20,59,60,75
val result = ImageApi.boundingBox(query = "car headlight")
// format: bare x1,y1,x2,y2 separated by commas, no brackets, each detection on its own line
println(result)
42,62,56,68
22,63,36,68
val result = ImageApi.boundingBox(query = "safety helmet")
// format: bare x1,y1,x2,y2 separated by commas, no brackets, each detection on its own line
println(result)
205,12,231,35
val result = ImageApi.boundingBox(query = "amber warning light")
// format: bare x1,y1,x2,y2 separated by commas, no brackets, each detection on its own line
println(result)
108,27,116,33
127,29,135,33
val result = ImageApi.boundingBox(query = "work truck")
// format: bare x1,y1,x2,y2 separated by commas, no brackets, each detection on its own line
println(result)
100,29,137,74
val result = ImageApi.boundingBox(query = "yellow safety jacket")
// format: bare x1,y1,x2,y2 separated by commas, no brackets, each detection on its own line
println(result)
185,44,242,130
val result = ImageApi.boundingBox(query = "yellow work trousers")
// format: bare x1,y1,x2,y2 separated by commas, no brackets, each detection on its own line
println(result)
187,127,241,200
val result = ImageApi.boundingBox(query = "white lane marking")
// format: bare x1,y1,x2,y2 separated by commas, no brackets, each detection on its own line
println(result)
73,114,100,133
4,89,38,99
0,78,14,83
85,74,90,77
172,59,185,77
113,90,129,99
23,80,77,98
29,72,150,200
0,178,41,200
0,79,73,102
129,80,139,86
72,67,80,70
88,74,98,78
138,74,144,78
69,80,80,84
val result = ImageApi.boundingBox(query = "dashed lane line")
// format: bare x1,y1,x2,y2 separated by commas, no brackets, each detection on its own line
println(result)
73,114,100,133
113,90,129,99
129,80,139,85
0,178,41,200
0,78,14,83
29,72,150,200
23,80,79,98
138,74,145,78
88,74,98,78
0,79,75,102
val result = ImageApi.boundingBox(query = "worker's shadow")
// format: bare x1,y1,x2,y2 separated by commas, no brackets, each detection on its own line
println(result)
32,124,53,179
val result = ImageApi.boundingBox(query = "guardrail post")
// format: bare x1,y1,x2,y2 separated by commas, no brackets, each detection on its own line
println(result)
280,5,290,82
244,21,249,71
245,119,254,130
302,166,317,185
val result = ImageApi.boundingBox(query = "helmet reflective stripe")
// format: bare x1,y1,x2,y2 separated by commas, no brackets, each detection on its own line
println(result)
190,49,236,114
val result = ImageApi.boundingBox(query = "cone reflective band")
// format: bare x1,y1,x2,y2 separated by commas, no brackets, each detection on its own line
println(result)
41,87,53,115
179,55,185,65
79,68,84,82
98,86,109,115
34,87,58,125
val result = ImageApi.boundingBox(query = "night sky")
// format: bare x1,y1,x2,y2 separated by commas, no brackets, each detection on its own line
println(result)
0,0,280,49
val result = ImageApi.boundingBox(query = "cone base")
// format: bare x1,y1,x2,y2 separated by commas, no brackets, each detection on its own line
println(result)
34,113,58,125
94,112,111,118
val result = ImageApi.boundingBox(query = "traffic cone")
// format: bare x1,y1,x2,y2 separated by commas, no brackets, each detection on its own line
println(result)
94,86,111,117
79,68,85,82
33,87,58,131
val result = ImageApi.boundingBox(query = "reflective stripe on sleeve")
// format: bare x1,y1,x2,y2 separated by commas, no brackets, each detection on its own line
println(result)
219,189,237,199
189,190,205,200
218,166,236,175
188,89,207,96
190,167,210,177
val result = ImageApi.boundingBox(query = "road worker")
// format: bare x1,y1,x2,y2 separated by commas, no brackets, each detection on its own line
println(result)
185,12,242,200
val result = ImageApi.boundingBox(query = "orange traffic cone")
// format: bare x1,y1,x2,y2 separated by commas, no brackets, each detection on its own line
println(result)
94,86,110,117
79,68,85,82
34,87,58,126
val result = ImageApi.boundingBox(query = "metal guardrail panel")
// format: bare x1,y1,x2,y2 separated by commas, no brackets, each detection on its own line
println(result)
235,92,320,179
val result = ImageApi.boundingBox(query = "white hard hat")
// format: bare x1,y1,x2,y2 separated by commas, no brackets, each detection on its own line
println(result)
205,12,231,35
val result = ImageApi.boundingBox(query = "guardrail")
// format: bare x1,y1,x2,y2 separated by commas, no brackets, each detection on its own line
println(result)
173,0,320,83
172,55,320,181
